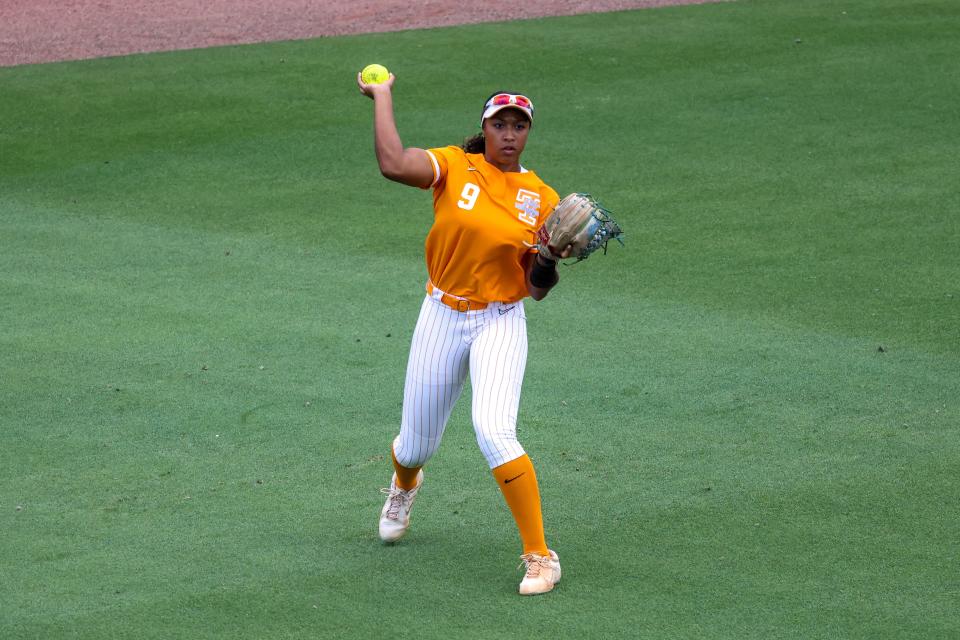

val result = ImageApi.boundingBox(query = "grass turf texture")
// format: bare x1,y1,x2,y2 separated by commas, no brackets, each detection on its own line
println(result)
2,0,958,637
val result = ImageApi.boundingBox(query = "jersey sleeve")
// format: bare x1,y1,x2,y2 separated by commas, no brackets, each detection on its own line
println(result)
424,146,464,191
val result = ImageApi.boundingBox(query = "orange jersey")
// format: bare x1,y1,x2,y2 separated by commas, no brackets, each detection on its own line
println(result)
423,146,559,304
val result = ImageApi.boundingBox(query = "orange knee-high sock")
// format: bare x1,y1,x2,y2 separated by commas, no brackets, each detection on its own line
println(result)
391,447,422,491
492,454,549,556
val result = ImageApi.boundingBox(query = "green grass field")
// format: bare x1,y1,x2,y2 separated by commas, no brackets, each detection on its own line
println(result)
2,0,958,637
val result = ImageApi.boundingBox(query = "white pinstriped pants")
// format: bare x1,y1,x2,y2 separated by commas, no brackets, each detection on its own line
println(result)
392,294,529,470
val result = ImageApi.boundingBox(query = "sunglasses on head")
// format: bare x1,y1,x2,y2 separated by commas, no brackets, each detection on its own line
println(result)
486,93,533,111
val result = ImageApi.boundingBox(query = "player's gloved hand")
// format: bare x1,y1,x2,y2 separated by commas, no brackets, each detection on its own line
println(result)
536,192,624,263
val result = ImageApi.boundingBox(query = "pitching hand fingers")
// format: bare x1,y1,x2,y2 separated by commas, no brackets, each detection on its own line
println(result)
357,72,374,97
357,72,396,98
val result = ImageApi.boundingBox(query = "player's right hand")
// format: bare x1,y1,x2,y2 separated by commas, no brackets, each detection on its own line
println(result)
357,72,396,99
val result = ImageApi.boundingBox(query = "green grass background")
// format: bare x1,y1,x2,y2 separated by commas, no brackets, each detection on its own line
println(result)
2,0,958,637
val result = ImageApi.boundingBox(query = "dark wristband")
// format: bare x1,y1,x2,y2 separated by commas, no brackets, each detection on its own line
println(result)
530,255,559,288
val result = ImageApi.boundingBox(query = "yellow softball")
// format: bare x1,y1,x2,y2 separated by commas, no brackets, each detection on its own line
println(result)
361,63,390,85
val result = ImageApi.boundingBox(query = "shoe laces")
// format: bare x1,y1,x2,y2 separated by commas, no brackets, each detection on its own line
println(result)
380,487,410,520
518,553,551,578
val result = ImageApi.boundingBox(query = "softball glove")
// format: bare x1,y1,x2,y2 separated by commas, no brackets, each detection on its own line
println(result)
537,192,624,263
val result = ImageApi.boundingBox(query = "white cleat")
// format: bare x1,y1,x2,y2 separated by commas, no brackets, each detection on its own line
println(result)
518,549,562,595
378,470,423,542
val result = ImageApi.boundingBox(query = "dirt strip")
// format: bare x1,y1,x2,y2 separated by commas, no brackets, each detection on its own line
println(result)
0,0,723,67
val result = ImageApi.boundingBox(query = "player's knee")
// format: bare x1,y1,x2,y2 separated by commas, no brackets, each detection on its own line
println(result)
393,436,436,469
474,428,523,468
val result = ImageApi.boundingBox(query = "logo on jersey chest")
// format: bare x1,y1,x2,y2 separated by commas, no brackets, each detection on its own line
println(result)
514,189,541,226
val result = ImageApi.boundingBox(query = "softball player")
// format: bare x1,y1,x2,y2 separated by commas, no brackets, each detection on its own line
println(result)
357,71,570,595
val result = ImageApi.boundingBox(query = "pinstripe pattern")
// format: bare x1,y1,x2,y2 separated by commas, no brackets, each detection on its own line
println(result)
393,295,528,469
470,304,528,466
